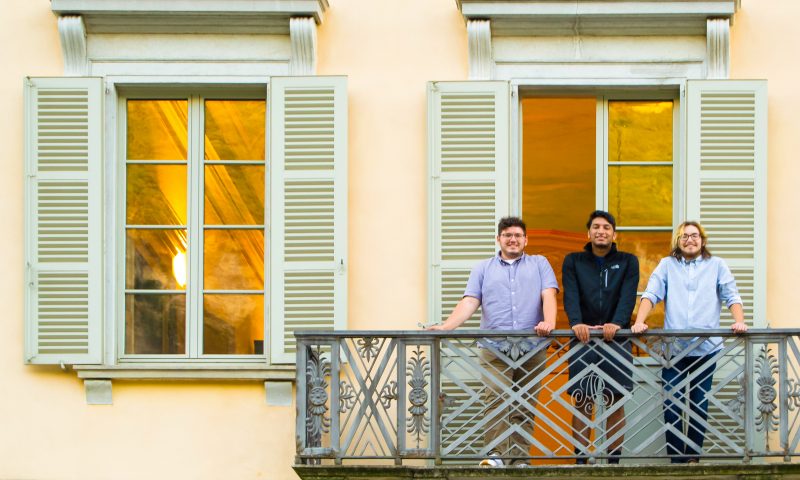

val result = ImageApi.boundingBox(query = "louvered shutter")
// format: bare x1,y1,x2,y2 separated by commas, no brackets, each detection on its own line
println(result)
428,81,510,326
24,77,103,364
269,76,347,364
686,80,767,328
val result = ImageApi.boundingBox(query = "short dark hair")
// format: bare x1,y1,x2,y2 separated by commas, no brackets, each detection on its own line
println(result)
586,210,616,230
497,216,526,235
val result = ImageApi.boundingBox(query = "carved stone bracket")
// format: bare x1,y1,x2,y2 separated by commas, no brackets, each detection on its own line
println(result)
58,15,88,76
706,18,730,79
467,19,494,80
290,17,317,75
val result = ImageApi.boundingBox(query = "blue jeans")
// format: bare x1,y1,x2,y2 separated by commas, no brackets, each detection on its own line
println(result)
661,355,716,463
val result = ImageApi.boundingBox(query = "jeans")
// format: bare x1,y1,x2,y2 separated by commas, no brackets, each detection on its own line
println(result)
661,355,716,463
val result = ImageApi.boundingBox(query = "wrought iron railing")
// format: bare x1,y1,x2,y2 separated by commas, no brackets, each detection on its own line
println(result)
295,329,800,465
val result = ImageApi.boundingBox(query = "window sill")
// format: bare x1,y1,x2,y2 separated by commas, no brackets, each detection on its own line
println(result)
74,364,296,381
74,365,297,405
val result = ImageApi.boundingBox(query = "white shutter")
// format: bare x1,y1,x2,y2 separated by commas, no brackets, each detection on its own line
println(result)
24,77,104,364
270,76,347,363
428,81,510,327
686,80,767,327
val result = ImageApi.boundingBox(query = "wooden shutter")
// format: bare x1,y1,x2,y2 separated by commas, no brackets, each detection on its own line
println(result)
686,80,767,328
269,76,347,363
24,77,104,364
428,81,510,327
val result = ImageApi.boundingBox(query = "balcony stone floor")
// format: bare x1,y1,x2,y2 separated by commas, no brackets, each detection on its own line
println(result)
294,463,800,479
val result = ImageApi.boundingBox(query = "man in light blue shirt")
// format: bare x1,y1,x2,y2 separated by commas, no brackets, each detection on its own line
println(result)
428,216,558,466
632,221,747,464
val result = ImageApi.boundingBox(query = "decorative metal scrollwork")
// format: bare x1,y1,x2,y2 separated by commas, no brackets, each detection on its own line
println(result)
406,346,431,443
339,381,356,413
380,381,398,409
571,372,611,411
357,337,380,362
306,347,331,437
787,379,800,411
755,345,779,432
726,374,746,418
495,337,535,361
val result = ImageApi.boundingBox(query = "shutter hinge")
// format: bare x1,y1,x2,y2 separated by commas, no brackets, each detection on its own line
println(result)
337,258,345,274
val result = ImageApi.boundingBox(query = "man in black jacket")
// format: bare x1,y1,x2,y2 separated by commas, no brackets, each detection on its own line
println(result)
562,210,639,464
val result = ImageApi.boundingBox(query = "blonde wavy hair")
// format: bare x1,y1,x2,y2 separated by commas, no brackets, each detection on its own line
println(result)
669,221,711,260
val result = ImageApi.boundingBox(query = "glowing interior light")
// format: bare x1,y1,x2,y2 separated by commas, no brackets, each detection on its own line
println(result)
173,251,187,287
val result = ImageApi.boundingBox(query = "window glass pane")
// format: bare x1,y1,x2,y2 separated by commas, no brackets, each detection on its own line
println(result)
203,294,264,355
204,100,266,161
126,229,187,290
522,97,596,329
204,165,265,225
125,294,186,354
127,165,187,225
127,100,188,161
608,165,672,226
608,101,673,162
615,230,673,293
203,230,264,290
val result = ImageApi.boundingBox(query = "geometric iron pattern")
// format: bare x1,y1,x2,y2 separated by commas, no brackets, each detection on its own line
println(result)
295,330,800,465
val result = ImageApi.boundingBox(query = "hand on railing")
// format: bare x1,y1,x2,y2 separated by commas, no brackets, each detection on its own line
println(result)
631,322,648,334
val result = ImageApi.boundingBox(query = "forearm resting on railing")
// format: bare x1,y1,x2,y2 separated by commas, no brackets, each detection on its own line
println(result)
427,296,480,331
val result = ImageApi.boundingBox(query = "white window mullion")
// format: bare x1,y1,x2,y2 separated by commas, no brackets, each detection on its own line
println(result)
187,95,203,358
597,96,606,209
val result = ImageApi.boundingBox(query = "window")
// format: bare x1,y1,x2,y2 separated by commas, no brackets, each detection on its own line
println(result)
24,76,348,370
521,95,675,329
428,80,765,331
122,93,267,358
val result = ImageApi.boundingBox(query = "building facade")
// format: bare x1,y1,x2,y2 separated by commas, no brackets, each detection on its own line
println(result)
1,0,797,478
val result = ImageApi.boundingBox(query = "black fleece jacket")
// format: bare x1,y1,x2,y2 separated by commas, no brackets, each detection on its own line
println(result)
562,242,639,328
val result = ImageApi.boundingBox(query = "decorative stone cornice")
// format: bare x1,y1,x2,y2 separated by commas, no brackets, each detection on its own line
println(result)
50,0,329,34
290,17,317,76
457,0,740,36
706,18,730,79
58,15,88,76
467,20,494,80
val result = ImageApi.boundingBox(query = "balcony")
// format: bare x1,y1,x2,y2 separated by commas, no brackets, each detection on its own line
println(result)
294,329,800,479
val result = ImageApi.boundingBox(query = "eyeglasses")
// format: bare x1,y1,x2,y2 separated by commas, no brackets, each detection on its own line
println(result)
500,233,526,240
680,233,701,241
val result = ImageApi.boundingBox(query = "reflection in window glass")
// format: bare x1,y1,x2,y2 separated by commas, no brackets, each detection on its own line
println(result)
522,97,596,329
125,229,187,290
203,230,264,291
127,100,188,161
615,231,673,293
125,94,267,357
126,165,187,225
205,100,266,161
203,294,264,354
125,294,186,354
204,165,265,225
608,165,672,226
608,101,672,162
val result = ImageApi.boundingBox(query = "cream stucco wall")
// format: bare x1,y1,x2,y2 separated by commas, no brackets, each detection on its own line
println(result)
1,0,798,478
730,0,800,329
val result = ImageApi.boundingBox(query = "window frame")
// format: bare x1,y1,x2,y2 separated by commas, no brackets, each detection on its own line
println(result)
513,84,683,345
511,82,685,227
114,82,271,365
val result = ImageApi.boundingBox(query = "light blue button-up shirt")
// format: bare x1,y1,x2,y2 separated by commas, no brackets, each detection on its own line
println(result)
642,255,742,356
464,252,559,331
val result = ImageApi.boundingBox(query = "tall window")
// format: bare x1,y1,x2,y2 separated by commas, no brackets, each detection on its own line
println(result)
522,95,674,328
123,94,267,357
